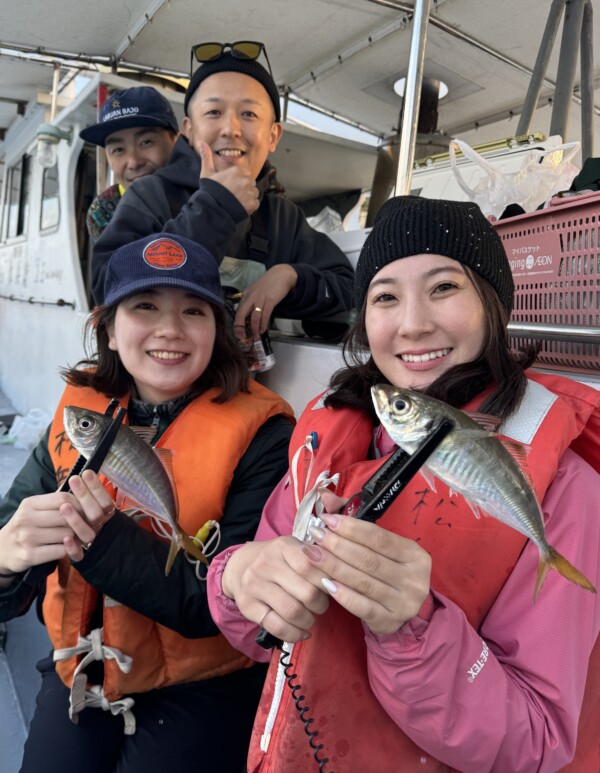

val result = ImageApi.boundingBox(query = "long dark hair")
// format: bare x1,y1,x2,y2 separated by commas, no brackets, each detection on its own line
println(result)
326,269,539,423
63,302,249,403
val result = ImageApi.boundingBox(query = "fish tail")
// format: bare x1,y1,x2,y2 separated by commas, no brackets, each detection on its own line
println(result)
534,547,596,601
180,532,209,567
164,536,180,577
164,529,210,576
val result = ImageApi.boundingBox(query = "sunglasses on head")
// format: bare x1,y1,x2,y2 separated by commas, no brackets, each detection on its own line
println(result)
190,41,273,78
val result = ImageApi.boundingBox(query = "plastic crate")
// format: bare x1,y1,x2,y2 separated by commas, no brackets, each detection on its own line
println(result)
493,190,600,374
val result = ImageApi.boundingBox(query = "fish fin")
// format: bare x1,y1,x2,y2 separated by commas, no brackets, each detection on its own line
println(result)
115,491,170,525
128,425,157,445
533,548,596,601
116,491,151,516
153,448,176,485
466,500,483,519
420,467,437,492
444,429,491,448
463,411,502,432
497,438,534,483
153,448,180,516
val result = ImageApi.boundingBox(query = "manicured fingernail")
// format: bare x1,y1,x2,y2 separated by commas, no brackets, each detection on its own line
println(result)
69,477,81,492
308,526,326,542
321,513,339,529
302,545,323,562
321,577,337,594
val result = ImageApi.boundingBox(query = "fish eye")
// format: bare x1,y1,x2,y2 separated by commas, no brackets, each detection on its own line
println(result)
78,418,93,430
392,398,408,413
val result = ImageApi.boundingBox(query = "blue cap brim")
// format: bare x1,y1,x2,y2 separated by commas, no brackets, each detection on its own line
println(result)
79,115,178,147
104,277,224,308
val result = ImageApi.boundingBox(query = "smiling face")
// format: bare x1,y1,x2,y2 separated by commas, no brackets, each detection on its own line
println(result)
365,254,487,390
104,126,177,189
107,287,216,404
183,71,282,180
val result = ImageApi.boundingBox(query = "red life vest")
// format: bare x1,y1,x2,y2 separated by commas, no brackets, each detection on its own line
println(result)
247,372,600,773
44,380,293,702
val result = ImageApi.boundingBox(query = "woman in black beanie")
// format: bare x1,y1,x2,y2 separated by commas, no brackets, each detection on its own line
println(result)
207,195,600,773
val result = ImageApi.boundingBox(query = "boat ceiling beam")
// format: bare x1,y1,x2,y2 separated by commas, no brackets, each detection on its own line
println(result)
113,0,171,60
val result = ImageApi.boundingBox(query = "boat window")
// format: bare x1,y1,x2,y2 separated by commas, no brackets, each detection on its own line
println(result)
40,165,60,232
3,155,31,240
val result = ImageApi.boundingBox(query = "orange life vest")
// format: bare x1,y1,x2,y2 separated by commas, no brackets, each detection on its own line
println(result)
247,372,600,773
44,380,293,703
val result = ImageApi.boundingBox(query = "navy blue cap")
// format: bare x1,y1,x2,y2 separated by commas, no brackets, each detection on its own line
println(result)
104,234,224,307
79,87,179,147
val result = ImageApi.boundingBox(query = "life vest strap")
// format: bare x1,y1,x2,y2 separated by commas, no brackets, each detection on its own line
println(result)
53,627,136,733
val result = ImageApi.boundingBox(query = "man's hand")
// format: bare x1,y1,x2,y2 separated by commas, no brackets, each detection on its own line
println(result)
234,265,298,338
197,141,259,215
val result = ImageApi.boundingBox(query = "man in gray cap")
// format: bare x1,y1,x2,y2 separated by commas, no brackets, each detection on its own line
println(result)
80,86,179,244
91,43,353,339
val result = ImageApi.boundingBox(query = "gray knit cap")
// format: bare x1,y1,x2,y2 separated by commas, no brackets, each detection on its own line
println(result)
355,196,514,314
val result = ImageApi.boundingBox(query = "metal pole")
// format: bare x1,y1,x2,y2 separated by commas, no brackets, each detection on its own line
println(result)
49,61,61,122
550,0,586,140
394,0,431,197
516,0,565,136
508,321,600,345
579,0,594,160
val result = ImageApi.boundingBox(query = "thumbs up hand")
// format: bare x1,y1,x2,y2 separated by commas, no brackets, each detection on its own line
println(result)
197,141,259,215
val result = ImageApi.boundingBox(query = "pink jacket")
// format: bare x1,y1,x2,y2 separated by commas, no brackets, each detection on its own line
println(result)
208,381,600,772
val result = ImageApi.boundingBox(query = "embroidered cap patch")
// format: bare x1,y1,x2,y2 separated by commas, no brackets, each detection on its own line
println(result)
143,238,188,270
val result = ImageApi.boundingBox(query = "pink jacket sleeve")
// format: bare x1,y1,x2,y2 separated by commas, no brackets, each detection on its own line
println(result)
208,450,599,772
366,448,600,772
207,474,293,663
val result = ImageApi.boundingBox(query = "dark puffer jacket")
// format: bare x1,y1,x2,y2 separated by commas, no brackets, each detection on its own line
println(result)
92,136,355,318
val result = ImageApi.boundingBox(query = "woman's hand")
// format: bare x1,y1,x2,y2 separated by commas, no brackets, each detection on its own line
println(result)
303,490,432,635
222,536,330,643
59,470,117,562
0,492,79,576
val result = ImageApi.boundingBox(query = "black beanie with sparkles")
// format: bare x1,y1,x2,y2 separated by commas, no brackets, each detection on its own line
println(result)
185,52,281,121
355,196,514,314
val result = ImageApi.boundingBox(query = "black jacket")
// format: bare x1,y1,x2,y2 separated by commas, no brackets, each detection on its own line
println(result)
92,136,355,317
0,394,292,639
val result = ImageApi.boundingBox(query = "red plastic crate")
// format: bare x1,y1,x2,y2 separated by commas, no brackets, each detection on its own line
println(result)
493,190,600,374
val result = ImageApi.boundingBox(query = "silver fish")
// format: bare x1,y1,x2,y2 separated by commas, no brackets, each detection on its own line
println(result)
371,384,595,599
63,406,208,574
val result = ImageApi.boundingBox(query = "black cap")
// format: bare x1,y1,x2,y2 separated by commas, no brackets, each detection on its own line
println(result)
79,87,179,147
355,196,514,314
184,53,281,121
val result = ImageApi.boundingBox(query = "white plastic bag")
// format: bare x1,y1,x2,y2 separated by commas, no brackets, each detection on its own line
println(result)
307,206,344,233
8,408,51,452
449,138,581,217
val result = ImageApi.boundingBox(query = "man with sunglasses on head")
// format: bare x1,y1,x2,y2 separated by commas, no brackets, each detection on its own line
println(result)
91,41,354,340
80,86,179,245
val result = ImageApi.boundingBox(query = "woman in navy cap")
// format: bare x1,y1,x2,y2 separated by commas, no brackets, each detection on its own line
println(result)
0,233,293,772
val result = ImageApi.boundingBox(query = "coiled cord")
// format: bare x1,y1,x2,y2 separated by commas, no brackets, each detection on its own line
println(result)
279,647,333,772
